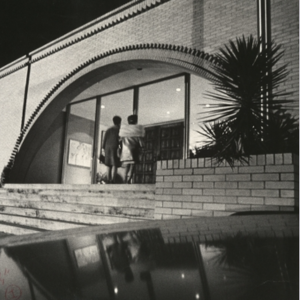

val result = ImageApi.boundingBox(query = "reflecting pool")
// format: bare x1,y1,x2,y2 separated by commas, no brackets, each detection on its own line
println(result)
0,229,298,300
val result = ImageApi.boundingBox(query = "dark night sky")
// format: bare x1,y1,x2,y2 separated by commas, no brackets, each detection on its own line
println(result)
0,0,132,68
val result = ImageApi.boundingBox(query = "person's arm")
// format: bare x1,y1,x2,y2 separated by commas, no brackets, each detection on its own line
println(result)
139,136,145,148
100,130,107,161
102,130,107,150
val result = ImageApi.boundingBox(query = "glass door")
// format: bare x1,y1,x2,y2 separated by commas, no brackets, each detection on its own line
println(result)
136,76,185,183
95,90,134,183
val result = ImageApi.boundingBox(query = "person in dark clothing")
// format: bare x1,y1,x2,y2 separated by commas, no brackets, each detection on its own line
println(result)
102,116,122,183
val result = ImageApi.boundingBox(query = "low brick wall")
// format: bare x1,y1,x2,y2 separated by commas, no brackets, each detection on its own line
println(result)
154,153,299,220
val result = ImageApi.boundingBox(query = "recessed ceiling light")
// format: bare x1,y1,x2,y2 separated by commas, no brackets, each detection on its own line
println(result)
205,104,210,107
167,111,170,114
176,88,181,92
101,105,105,108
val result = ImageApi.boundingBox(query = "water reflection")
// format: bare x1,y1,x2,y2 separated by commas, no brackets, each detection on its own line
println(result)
200,234,298,300
0,229,298,300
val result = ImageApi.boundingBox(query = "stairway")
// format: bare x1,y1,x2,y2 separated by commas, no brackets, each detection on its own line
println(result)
0,184,156,235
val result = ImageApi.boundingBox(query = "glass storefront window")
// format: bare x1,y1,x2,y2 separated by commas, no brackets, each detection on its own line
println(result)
189,74,216,155
138,76,185,126
136,76,185,183
63,74,220,184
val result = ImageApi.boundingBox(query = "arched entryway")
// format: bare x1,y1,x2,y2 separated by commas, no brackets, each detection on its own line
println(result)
8,45,216,184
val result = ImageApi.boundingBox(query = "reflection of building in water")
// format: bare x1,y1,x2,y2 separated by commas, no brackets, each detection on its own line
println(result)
2,228,298,300
1,0,297,188
3,228,203,300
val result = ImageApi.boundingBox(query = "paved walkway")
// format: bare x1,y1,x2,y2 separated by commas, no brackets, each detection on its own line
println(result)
0,213,298,247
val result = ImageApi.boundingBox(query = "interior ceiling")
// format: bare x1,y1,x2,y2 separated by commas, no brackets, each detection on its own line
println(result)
71,62,184,102
68,61,190,124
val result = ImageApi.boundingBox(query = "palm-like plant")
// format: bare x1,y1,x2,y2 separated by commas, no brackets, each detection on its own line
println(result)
198,121,249,166
198,35,298,166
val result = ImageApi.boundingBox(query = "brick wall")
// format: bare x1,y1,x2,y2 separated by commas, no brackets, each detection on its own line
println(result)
201,0,257,53
0,0,298,173
0,0,259,127
154,153,299,220
271,0,299,116
0,67,27,172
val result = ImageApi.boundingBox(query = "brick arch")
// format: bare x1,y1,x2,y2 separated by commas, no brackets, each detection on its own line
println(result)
2,43,217,184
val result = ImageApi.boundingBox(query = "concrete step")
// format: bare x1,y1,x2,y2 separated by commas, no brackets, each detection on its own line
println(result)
3,183,155,191
0,214,86,232
0,184,156,235
0,222,43,235
0,201,154,219
0,210,142,229
0,184,155,201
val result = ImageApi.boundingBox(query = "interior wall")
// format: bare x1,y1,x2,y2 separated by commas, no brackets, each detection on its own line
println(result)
24,112,65,183
63,114,95,184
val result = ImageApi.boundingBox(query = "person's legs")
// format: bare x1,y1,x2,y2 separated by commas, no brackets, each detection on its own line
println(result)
111,166,118,183
106,166,112,183
124,164,130,183
127,164,134,183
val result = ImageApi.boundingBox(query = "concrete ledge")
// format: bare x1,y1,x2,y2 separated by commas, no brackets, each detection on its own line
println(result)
3,183,156,191
0,213,298,247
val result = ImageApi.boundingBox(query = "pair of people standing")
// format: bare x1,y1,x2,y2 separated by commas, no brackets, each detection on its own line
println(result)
101,114,144,183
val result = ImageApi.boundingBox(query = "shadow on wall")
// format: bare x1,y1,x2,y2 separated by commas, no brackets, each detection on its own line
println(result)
10,112,65,183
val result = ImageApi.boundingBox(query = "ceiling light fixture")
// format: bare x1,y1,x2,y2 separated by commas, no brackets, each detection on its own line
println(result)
176,88,181,92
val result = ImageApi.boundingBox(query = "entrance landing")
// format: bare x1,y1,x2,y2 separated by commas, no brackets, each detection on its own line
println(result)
0,184,156,235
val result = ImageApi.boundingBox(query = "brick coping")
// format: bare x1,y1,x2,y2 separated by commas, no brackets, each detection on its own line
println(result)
3,183,155,191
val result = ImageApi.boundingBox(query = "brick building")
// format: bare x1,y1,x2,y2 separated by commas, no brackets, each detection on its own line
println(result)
0,0,298,232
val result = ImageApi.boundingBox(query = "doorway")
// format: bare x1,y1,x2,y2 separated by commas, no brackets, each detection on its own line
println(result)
63,73,186,184
134,75,185,183
135,121,184,183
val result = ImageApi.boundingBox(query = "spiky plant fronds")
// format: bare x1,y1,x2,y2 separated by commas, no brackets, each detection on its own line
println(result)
197,35,298,166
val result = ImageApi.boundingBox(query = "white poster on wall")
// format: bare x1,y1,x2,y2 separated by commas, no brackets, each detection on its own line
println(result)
68,139,92,168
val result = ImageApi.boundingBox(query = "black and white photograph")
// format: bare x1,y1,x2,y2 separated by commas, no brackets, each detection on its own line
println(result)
0,0,298,299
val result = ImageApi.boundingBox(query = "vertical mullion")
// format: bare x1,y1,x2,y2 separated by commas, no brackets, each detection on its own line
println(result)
258,0,272,124
133,86,139,115
92,97,101,184
265,0,272,117
265,0,271,46
257,0,263,47
184,74,191,159
61,104,71,183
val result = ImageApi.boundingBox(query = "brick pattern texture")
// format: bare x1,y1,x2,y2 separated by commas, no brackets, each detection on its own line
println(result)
154,154,299,220
0,0,298,172
271,0,299,116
